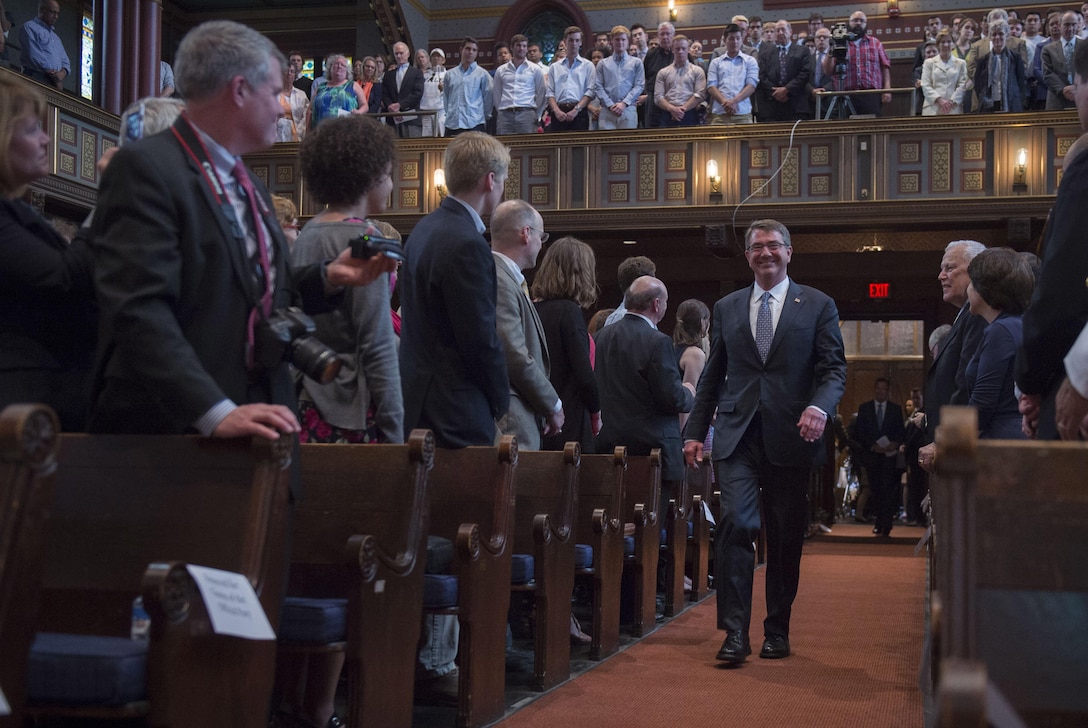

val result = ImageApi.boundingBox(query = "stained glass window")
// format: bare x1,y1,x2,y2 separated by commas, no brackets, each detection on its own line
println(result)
80,10,93,100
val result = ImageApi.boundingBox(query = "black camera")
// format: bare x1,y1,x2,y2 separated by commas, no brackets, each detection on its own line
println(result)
829,22,859,77
350,229,404,262
254,307,341,384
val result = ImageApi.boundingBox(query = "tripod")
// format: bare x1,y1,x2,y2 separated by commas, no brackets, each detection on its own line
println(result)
822,72,857,120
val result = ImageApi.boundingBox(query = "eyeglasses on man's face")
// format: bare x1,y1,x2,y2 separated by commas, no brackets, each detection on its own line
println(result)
746,242,785,253
527,227,549,244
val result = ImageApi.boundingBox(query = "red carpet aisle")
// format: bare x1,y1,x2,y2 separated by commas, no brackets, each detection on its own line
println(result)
497,547,925,728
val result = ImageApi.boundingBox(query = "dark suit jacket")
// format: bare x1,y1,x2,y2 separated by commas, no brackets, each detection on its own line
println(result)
399,197,508,447
595,313,694,481
87,117,334,436
973,48,1027,112
924,304,986,442
757,42,814,117
0,198,96,430
1017,149,1088,439
381,66,424,128
685,280,846,468
1042,39,1080,109
535,298,600,453
852,399,905,472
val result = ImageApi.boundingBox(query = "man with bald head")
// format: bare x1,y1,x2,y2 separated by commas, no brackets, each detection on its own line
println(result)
490,200,563,449
595,275,695,492
20,0,69,90
382,41,425,137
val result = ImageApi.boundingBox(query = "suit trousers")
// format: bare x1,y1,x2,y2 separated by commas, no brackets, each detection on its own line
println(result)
867,457,900,534
713,413,810,639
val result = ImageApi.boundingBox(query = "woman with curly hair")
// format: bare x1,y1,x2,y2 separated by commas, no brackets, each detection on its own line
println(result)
308,53,369,129
531,236,601,451
672,298,709,431
291,114,402,446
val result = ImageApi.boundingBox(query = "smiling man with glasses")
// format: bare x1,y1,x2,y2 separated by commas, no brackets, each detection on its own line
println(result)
684,218,845,665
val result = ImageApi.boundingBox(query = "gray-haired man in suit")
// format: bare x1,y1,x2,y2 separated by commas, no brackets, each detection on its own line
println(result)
490,199,563,449
684,219,846,664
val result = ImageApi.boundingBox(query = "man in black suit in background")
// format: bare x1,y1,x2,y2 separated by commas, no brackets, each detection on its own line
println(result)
684,219,846,665
595,275,695,495
88,20,394,440
917,240,987,471
852,378,905,536
757,19,814,121
382,41,425,138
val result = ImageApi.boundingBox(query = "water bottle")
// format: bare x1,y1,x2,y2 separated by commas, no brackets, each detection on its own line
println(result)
131,596,151,640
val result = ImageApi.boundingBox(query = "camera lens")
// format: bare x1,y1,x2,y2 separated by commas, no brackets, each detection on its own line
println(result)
290,336,342,384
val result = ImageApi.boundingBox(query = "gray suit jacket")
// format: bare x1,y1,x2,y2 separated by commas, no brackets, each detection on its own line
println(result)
1042,39,1080,109
684,280,846,468
493,253,557,450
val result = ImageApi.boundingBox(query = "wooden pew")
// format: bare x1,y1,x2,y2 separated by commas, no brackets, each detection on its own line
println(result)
512,443,580,692
282,430,434,728
660,459,688,617
574,447,626,660
423,435,517,728
934,406,1088,728
0,405,60,727
686,452,712,602
28,433,293,728
623,450,662,637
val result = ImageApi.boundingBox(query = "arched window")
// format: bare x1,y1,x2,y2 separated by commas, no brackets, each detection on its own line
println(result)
522,10,572,63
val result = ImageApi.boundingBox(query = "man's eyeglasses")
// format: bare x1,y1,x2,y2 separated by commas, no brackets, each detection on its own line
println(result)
528,227,550,243
746,242,786,253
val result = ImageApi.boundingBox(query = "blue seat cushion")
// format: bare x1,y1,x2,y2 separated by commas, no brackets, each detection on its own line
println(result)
424,574,459,609
661,521,696,544
279,597,347,643
623,536,635,556
574,543,593,569
426,535,454,574
28,632,148,706
511,554,535,584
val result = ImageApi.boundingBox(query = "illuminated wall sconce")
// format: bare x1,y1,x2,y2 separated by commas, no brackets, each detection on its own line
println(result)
887,0,901,19
668,0,677,23
707,159,722,200
1013,147,1027,191
434,168,447,199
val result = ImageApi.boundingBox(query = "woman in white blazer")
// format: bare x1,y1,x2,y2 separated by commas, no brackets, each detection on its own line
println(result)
921,30,969,115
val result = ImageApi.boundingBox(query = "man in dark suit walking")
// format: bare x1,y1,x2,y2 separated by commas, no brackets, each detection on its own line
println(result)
88,20,394,440
757,19,814,121
399,131,510,449
852,378,905,536
684,219,846,664
595,275,696,491
382,41,425,138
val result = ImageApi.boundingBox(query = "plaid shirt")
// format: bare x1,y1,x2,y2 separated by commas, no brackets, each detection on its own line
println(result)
838,35,890,91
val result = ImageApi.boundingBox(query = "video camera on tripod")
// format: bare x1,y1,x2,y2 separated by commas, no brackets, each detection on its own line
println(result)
829,22,860,78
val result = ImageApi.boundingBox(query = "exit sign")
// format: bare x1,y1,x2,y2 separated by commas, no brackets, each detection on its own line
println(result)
869,282,891,299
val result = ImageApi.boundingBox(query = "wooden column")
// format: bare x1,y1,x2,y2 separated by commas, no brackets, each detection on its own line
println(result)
138,0,161,100
102,0,125,114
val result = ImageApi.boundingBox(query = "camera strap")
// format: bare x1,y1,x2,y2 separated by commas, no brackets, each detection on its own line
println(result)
171,113,273,370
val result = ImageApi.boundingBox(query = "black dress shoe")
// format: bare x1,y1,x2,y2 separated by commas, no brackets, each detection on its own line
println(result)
715,632,751,663
759,634,791,659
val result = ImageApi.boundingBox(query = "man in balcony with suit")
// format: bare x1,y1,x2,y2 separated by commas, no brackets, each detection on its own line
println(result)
490,199,563,450
683,219,846,665
382,42,424,138
1043,12,1081,109
852,378,906,536
757,20,814,122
